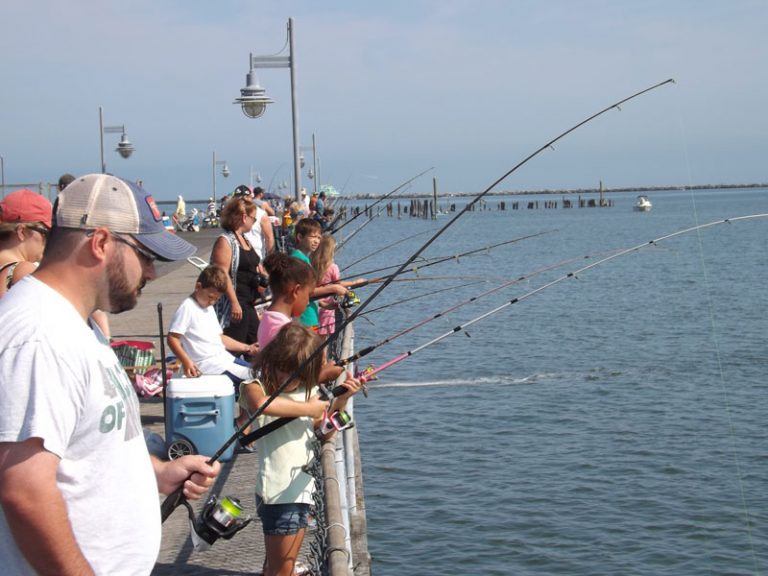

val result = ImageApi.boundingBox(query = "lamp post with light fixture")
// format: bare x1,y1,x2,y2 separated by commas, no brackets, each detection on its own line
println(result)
212,151,230,203
300,133,318,196
99,106,134,174
234,17,301,202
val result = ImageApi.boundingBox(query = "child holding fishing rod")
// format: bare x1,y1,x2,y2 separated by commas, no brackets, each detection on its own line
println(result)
290,218,351,331
310,234,367,337
259,251,345,383
241,322,363,576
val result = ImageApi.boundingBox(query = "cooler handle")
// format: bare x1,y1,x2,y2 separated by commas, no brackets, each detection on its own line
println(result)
179,408,220,417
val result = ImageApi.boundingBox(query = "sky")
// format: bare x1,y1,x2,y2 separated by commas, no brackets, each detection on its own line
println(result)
1,0,767,201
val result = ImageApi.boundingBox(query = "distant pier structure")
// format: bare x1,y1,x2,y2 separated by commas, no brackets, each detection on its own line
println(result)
347,195,614,220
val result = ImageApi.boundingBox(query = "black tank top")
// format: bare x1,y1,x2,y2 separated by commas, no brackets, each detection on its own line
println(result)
235,241,262,301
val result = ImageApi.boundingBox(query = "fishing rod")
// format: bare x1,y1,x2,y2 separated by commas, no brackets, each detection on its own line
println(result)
354,250,603,319
352,213,768,383
343,251,600,365
160,77,675,528
341,229,433,273
336,204,387,253
251,275,477,310
328,167,434,235
338,280,485,320
339,231,553,284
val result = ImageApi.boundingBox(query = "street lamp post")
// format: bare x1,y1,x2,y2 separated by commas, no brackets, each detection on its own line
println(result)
99,106,134,174
234,17,301,202
212,151,230,203
300,133,319,196
0,154,4,197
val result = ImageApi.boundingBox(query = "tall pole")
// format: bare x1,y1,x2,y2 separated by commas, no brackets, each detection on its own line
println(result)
0,155,5,197
99,106,106,174
288,17,301,202
312,133,319,196
212,151,217,203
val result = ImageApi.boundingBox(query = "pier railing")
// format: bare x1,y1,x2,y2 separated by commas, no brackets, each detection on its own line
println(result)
310,314,371,576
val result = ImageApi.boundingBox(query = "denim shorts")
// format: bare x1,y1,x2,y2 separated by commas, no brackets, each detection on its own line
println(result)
256,495,311,536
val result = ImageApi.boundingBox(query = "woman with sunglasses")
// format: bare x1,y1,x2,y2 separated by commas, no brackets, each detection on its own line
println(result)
0,189,52,298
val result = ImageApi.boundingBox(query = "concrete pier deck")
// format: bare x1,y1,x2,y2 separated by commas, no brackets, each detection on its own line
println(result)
110,229,274,575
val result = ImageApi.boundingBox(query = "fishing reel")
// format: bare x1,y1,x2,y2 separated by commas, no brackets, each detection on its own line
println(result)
341,290,360,309
355,364,379,383
318,408,355,436
185,495,252,552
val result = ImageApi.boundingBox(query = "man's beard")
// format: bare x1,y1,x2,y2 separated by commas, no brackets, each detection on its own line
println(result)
107,250,145,314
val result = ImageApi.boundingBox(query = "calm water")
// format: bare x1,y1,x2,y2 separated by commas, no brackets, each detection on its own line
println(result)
337,189,768,575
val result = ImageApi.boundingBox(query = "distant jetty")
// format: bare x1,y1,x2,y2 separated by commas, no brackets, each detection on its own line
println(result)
348,182,768,201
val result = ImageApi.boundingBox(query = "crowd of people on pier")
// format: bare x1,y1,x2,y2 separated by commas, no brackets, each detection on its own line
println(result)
0,175,365,576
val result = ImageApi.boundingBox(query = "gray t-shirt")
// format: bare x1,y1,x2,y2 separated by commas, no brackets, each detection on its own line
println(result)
0,277,160,575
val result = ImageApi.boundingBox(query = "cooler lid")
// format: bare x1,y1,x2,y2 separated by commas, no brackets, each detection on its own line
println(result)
167,375,234,398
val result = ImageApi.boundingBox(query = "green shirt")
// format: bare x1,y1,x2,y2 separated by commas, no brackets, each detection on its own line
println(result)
290,249,318,327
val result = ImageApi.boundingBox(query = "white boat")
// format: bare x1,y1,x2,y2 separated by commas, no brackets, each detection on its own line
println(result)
634,195,652,211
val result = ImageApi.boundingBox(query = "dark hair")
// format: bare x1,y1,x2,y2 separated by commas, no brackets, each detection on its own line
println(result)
263,251,315,297
253,187,264,198
260,322,323,399
294,217,321,238
58,173,76,191
220,196,256,232
197,265,228,292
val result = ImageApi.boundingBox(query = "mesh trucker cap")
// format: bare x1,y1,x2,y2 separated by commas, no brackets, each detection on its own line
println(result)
54,174,196,262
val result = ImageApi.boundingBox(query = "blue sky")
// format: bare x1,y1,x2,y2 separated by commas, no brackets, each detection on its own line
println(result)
1,1,767,201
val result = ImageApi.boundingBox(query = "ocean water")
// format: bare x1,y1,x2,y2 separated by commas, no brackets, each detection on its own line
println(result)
338,189,768,575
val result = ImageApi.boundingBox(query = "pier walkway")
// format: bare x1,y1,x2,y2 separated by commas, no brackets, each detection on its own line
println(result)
110,229,370,575
110,229,270,574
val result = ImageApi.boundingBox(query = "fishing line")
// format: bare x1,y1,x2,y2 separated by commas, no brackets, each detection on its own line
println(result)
350,250,616,359
339,231,553,283
671,90,759,571
336,204,387,253
329,167,434,235
251,275,483,310
340,229,433,273
160,78,675,524
353,215,768,383
355,280,486,319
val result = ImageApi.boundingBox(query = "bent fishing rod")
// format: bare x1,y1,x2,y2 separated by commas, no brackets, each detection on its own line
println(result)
336,204,387,253
341,251,603,365
341,229,433,273
338,231,553,285
352,213,768,384
329,166,434,236
160,77,675,524
250,230,549,310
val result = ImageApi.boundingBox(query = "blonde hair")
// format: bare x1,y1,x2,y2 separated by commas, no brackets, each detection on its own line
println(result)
310,234,336,283
260,322,323,400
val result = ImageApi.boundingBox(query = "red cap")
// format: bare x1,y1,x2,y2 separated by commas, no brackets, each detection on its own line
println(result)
0,189,53,228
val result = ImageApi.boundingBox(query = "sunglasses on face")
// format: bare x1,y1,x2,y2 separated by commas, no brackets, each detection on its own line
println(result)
111,233,157,265
26,224,50,239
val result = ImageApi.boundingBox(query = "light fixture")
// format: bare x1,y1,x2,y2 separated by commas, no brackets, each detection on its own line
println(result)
234,17,301,201
99,106,135,173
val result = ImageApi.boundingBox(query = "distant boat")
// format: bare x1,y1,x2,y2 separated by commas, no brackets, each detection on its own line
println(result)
634,195,652,211
320,184,340,197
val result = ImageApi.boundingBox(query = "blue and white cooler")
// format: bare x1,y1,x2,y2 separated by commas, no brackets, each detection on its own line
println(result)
165,375,236,462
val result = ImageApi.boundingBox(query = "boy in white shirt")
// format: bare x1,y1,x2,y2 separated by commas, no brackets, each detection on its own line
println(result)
168,266,257,384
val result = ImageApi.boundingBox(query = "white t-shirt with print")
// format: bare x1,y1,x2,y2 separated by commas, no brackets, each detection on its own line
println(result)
0,276,160,575
169,295,248,378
